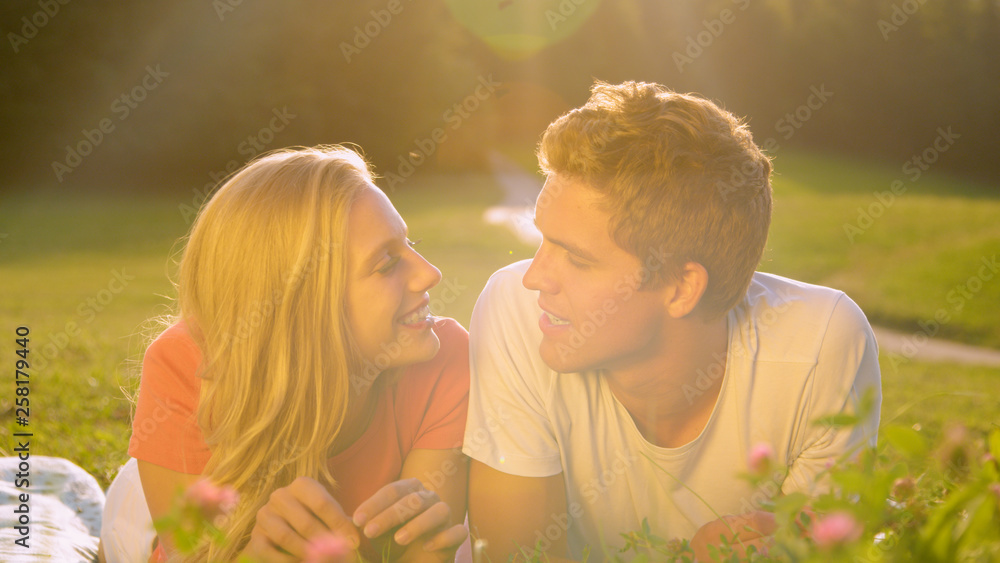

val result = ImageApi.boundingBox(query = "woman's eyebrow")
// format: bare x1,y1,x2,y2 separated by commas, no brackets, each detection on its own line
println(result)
363,223,409,270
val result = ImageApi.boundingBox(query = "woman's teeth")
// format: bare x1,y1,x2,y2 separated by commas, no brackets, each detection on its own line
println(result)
546,312,570,326
400,305,431,325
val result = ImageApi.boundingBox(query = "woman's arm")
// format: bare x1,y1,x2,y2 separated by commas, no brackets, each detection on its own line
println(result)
136,459,201,559
400,448,469,532
353,448,470,561
243,477,360,562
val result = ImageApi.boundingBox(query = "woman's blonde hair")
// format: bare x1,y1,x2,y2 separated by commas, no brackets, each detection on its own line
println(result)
176,145,374,561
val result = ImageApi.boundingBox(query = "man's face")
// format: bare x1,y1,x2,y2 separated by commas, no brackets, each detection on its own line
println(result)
523,174,674,374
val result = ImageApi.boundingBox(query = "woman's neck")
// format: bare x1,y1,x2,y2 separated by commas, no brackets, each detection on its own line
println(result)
329,382,381,456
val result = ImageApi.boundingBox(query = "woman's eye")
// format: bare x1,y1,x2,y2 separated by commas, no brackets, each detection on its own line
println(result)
377,256,400,274
407,238,422,248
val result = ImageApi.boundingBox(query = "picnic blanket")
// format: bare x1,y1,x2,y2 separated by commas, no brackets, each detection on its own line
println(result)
0,456,103,562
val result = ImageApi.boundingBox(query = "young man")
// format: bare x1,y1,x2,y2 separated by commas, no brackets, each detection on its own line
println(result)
463,81,881,561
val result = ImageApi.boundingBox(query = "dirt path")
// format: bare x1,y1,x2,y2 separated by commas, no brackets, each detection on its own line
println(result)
872,326,1000,367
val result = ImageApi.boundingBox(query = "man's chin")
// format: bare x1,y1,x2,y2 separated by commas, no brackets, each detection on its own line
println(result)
539,338,594,374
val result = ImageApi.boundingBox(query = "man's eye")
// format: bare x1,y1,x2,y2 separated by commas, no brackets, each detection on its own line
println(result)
567,254,589,269
377,256,400,274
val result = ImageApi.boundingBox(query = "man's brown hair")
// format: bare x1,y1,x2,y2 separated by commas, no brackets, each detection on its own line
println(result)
538,81,772,318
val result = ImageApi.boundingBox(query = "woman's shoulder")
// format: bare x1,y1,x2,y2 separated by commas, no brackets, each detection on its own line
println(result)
147,321,199,358
393,317,469,450
141,321,202,392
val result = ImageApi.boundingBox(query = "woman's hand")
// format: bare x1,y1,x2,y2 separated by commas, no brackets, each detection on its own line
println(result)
352,478,468,560
242,476,360,562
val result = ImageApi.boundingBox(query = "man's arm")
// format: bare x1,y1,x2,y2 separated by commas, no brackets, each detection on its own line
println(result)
691,292,880,558
468,460,575,563
782,293,881,496
464,265,575,560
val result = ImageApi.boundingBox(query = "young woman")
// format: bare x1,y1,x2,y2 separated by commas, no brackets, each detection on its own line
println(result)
108,146,469,562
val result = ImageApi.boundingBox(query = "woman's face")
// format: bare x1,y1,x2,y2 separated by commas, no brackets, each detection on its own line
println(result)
345,185,442,375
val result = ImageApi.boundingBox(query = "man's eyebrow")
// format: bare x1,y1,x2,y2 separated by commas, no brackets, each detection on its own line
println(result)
533,216,599,262
551,237,600,262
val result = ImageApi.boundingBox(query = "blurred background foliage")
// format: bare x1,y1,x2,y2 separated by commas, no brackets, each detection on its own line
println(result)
1,0,998,194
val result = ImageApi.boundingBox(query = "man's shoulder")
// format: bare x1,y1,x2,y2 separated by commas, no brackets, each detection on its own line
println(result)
475,259,538,322
484,259,532,292
745,271,845,311
739,272,873,361
470,259,590,399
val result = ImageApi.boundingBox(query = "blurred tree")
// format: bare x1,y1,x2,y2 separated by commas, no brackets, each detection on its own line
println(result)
1,0,997,193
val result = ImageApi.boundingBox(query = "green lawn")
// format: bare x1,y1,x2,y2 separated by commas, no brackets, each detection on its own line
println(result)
0,150,996,488
765,151,1000,348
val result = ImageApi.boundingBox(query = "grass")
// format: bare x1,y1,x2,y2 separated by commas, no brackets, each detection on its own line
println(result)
765,150,1000,348
0,149,996,489
879,360,1000,436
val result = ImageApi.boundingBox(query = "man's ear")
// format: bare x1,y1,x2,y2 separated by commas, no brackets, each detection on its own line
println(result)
665,261,709,318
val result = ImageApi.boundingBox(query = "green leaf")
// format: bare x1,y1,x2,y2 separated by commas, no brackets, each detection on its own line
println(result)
831,469,868,493
882,424,929,458
773,491,809,515
987,428,1000,458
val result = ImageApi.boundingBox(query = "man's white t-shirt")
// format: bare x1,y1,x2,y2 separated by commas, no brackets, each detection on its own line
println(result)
463,260,881,559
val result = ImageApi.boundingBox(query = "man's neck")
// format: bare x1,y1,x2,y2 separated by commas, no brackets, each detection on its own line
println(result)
603,313,729,449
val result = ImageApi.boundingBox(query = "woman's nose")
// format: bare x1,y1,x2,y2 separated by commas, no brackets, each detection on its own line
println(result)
410,251,442,294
